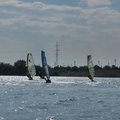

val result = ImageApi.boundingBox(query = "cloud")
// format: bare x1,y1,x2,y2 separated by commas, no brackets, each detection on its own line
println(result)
0,1,120,30
0,0,18,2
0,0,120,65
0,0,19,4
80,7,120,25
0,0,81,12
81,0,112,7
0,18,17,26
0,4,119,48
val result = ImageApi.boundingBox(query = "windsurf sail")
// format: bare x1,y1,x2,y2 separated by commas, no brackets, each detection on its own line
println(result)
26,53,36,79
41,50,50,81
87,55,95,82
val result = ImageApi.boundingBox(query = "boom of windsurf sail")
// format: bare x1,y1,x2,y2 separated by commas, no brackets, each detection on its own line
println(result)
41,50,51,82
26,53,36,80
87,55,95,82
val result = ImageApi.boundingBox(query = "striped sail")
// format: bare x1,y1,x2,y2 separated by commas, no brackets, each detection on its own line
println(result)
27,53,36,77
87,55,95,81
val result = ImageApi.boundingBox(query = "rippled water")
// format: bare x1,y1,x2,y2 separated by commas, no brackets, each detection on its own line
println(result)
0,76,120,120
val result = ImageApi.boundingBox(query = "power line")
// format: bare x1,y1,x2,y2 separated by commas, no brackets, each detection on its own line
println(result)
114,58,117,66
55,41,59,67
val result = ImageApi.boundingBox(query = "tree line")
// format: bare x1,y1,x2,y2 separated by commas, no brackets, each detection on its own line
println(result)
0,60,120,77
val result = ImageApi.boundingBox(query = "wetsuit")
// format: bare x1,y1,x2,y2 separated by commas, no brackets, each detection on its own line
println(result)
38,71,46,80
26,66,33,80
46,79,51,83
38,71,51,83
27,73,33,80
88,74,94,82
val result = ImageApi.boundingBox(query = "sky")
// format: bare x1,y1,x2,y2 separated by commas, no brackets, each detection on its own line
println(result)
0,0,120,67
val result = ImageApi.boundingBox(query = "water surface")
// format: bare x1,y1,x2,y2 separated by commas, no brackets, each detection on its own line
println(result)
0,76,120,120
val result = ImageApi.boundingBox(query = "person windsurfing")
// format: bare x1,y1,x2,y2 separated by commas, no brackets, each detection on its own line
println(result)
26,67,33,80
40,50,51,83
38,70,51,83
87,55,95,82
88,73,94,82
26,53,36,80
27,72,33,80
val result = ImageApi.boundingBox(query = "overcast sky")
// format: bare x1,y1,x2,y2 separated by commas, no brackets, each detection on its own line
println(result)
0,0,120,67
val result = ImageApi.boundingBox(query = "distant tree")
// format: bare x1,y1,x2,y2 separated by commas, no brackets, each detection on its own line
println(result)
14,60,26,75
103,65,111,70
94,65,102,70
79,66,87,70
35,65,43,75
111,65,118,69
0,62,15,75
71,66,79,72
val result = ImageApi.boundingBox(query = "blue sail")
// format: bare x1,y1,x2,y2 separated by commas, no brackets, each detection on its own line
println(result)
41,51,45,66
41,50,50,80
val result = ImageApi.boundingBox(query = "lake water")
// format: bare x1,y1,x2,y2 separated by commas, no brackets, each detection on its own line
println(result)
0,76,120,120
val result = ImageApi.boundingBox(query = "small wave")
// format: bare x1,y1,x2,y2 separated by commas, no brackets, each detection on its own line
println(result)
49,93,56,95
46,116,57,120
85,81,101,86
56,97,76,106
53,81,75,84
26,103,48,111
97,100,105,104
60,97,76,102
0,117,4,120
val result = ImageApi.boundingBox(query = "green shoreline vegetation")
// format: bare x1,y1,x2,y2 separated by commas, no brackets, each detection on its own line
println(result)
0,60,120,77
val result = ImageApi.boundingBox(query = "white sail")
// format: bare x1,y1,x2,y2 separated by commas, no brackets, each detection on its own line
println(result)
41,50,50,80
87,55,95,81
26,53,36,77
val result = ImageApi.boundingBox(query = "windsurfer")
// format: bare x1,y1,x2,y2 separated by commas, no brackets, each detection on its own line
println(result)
88,73,94,82
38,71,46,80
26,72,33,80
26,66,33,80
46,79,51,83
38,71,51,83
